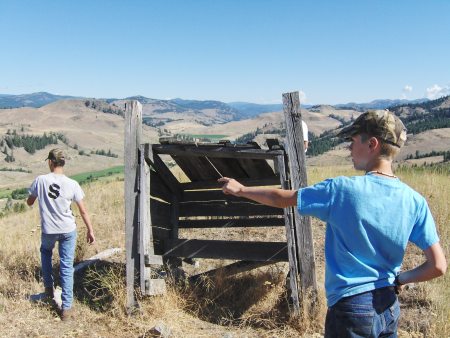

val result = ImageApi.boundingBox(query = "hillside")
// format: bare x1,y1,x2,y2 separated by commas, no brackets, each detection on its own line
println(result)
1,95,449,191
0,100,158,189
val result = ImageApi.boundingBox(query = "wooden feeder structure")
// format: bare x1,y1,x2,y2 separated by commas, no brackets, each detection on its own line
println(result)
124,92,317,315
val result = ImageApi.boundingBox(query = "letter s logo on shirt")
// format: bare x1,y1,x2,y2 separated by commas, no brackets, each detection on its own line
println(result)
48,183,61,199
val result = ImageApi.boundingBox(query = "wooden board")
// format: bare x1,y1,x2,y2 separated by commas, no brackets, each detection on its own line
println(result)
181,176,280,190
153,144,284,160
178,200,284,217
283,92,318,296
178,217,285,228
172,155,222,181
163,239,288,261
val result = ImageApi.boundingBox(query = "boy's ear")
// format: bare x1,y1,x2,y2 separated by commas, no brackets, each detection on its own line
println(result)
368,137,380,149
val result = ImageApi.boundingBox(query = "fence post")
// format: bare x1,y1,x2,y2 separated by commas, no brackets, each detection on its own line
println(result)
282,92,318,305
125,100,142,312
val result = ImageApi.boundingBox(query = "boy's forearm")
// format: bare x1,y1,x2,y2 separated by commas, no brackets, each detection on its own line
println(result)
398,243,447,284
80,212,94,232
239,187,297,208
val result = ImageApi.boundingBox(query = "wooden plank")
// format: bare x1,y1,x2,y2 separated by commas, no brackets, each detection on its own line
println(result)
144,254,164,266
153,144,284,160
277,153,300,315
182,189,261,202
124,100,142,311
181,176,281,190
139,144,152,296
208,157,248,178
189,261,273,283
163,239,288,261
237,158,275,179
139,145,166,296
144,144,183,198
179,217,285,228
172,155,221,181
178,201,284,217
283,91,318,304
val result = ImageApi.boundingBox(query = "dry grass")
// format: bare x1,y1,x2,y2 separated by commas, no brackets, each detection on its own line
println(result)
0,166,448,337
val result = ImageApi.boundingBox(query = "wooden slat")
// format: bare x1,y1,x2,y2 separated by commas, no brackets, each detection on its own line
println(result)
189,261,273,283
283,92,317,296
182,189,256,202
237,158,275,179
163,239,288,261
208,157,248,178
124,100,142,311
139,144,153,295
181,176,281,190
153,144,284,160
178,217,285,229
172,155,221,181
144,144,183,198
179,201,284,217
277,152,300,315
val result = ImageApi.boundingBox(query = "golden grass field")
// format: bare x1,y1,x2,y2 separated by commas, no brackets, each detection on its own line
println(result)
0,165,448,337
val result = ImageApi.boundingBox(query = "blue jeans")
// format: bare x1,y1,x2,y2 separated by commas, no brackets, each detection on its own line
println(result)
325,287,400,338
40,230,77,310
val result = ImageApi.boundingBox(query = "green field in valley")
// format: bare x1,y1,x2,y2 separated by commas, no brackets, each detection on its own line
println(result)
0,166,125,200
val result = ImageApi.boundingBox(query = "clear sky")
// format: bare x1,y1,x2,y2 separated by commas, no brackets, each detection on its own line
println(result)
1,0,449,104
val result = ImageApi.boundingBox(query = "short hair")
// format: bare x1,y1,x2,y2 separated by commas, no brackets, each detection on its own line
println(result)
360,133,400,160
46,148,66,167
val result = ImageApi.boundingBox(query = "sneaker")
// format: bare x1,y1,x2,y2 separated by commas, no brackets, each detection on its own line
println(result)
60,308,74,322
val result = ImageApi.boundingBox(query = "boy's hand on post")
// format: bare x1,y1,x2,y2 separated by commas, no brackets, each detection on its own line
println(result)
218,177,244,197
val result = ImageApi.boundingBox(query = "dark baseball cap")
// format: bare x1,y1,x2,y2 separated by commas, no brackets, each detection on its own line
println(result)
337,110,407,148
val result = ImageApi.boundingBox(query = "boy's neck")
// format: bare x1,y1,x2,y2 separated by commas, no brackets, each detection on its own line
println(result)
365,159,395,177
51,167,64,174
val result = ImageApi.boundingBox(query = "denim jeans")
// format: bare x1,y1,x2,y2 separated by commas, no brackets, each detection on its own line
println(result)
325,287,400,338
40,230,77,310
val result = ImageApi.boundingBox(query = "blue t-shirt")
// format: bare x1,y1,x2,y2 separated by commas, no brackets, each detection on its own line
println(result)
297,174,439,307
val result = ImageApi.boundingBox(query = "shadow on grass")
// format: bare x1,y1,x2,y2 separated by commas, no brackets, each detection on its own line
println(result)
73,261,125,313
176,269,291,329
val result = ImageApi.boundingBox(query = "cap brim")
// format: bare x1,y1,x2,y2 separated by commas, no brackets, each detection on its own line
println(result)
337,125,358,141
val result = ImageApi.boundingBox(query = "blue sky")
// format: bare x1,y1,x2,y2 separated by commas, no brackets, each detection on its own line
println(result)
1,0,449,104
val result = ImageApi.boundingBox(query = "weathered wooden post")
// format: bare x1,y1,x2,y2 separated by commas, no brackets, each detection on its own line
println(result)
125,100,142,311
282,91,318,306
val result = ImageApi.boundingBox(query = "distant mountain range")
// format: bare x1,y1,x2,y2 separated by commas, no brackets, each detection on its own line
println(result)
0,91,432,119
334,98,430,111
0,92,80,108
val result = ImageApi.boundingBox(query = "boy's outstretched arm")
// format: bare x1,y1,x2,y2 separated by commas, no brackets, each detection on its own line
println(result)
218,177,297,208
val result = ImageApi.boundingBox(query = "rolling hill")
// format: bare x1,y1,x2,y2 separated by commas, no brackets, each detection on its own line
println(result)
0,94,449,190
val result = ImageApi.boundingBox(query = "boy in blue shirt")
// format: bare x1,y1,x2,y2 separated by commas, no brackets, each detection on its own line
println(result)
219,110,446,337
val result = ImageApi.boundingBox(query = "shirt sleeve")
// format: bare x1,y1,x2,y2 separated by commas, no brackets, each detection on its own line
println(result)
73,182,85,202
28,178,39,197
297,178,334,222
409,197,439,250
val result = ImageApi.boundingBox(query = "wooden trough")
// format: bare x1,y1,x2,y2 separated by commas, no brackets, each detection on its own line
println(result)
125,92,317,315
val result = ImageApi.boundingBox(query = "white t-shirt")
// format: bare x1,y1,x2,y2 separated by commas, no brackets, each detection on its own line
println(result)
29,173,84,234
302,120,309,142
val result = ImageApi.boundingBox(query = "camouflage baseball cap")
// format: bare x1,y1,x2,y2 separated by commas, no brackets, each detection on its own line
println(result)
337,110,407,147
